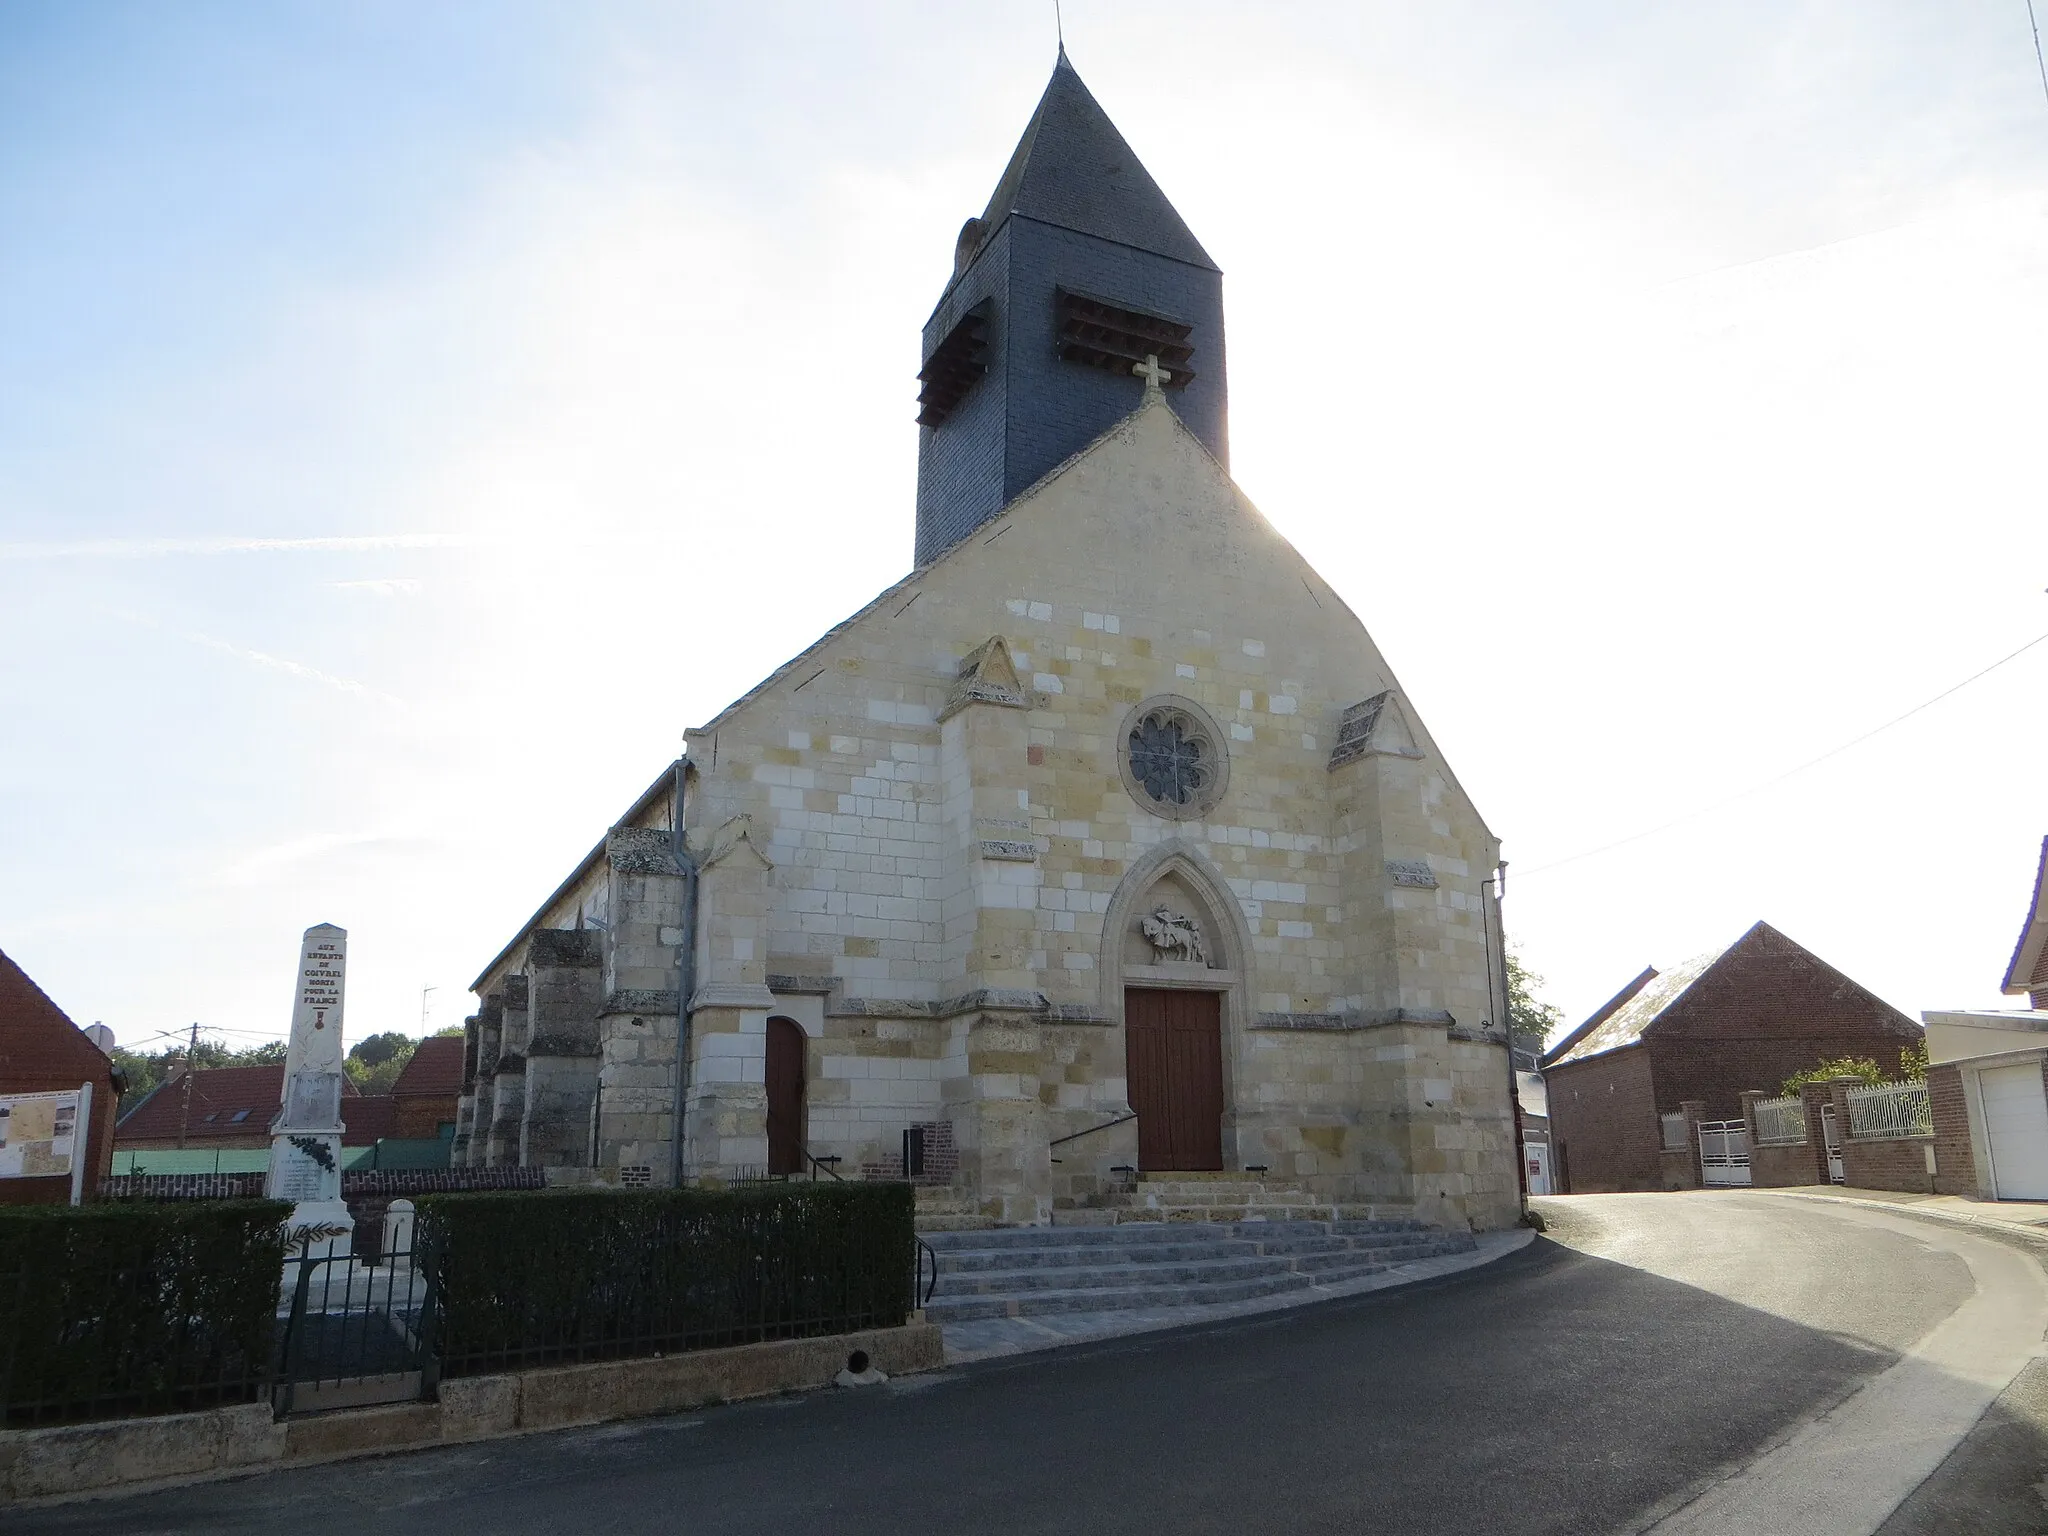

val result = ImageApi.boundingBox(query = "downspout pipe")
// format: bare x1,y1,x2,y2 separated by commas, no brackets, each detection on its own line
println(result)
1495,858,1527,1215
668,757,700,1190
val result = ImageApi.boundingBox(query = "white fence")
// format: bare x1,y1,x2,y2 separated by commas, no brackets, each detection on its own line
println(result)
1845,1081,1933,1140
1698,1120,1752,1186
1753,1095,1805,1145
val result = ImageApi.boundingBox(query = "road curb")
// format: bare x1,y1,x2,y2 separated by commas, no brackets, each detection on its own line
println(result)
1740,1189,2048,1263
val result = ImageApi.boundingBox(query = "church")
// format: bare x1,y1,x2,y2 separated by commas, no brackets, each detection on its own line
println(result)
456,53,1521,1233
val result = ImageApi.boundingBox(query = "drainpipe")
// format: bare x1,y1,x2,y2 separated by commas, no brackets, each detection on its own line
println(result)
1494,859,1528,1216
668,757,700,1190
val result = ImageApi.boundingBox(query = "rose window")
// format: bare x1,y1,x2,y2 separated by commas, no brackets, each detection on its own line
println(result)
1119,699,1227,819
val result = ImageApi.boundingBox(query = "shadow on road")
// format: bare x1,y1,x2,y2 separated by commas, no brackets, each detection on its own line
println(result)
19,1232,2040,1536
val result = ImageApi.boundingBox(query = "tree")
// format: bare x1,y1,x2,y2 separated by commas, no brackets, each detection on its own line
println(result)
1781,1056,1888,1096
346,1032,418,1095
1506,945,1566,1051
108,1036,286,1105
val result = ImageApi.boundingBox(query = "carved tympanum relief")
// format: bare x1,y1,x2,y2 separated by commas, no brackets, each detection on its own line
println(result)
1141,906,1210,965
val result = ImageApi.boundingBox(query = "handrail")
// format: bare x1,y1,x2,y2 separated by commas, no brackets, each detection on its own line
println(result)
803,1149,845,1182
913,1236,938,1309
1048,1112,1137,1151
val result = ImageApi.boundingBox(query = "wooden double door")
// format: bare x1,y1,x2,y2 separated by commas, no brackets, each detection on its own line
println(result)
1124,988,1224,1172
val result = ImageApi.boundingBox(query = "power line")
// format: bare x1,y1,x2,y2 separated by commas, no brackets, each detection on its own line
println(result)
1518,625,2048,881
2030,0,2048,109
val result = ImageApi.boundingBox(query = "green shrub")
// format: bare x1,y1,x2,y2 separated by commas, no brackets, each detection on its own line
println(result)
0,1199,290,1425
417,1181,915,1377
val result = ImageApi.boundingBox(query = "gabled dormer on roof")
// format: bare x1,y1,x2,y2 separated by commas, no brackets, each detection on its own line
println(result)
914,51,1228,565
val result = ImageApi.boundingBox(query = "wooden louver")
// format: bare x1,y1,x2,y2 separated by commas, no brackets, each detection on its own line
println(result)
1055,290,1194,387
917,301,992,427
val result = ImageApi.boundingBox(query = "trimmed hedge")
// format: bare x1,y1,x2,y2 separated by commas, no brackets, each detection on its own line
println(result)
417,1181,915,1377
0,1199,290,1426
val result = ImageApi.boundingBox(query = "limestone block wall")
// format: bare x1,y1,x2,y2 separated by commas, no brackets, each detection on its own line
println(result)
469,399,1517,1225
522,929,604,1168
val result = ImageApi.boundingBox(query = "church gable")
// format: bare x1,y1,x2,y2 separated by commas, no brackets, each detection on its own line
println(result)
462,49,1518,1234
683,387,1497,1024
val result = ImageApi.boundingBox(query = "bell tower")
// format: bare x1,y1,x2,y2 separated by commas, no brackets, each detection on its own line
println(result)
913,51,1228,566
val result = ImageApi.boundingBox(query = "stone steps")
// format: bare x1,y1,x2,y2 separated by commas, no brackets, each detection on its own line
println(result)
922,1219,1474,1324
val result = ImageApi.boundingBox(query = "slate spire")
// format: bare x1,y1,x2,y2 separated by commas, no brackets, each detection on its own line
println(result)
966,53,1217,273
914,54,1228,565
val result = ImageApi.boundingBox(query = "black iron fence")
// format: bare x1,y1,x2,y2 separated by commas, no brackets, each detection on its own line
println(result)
272,1220,439,1417
416,1181,917,1378
0,1200,289,1428
2,1181,918,1428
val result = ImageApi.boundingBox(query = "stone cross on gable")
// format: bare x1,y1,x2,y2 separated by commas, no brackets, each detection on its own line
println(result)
1131,353,1171,392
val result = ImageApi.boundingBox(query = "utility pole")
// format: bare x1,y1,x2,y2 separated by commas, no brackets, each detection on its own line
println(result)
175,1021,200,1150
421,985,437,1033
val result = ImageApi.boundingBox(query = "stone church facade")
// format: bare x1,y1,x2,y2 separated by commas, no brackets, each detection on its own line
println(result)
457,54,1520,1232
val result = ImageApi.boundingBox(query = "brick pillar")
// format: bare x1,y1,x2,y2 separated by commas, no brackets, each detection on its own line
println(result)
522,929,605,1168
1797,1081,1835,1185
1678,1099,1707,1188
1826,1076,1861,1188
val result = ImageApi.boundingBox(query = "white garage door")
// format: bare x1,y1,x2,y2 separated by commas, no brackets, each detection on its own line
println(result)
1981,1063,2048,1201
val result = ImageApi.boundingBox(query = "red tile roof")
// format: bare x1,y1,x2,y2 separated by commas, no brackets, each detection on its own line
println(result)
391,1036,464,1098
116,1064,396,1144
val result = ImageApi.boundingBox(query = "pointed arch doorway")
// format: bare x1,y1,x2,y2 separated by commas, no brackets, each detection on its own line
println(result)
1124,988,1224,1171
766,1016,807,1175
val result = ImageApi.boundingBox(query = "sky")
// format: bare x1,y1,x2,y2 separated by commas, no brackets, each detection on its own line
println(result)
3,1,2046,1058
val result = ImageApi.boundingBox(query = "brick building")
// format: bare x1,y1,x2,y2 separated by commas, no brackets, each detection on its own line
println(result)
1914,835,2048,1200
115,1062,396,1153
1542,922,1921,1193
0,948,119,1204
389,1036,463,1140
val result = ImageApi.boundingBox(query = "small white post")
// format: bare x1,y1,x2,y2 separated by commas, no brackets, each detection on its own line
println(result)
68,1082,92,1206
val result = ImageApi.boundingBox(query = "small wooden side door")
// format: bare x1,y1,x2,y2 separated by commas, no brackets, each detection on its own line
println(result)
765,1016,807,1175
1124,988,1224,1171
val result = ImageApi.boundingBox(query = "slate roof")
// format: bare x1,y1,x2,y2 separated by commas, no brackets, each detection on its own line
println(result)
971,52,1217,272
391,1037,464,1099
1545,947,1734,1068
2002,835,2048,997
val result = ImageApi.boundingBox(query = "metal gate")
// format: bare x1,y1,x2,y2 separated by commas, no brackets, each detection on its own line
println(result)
273,1216,439,1416
1820,1104,1845,1185
1698,1120,1751,1187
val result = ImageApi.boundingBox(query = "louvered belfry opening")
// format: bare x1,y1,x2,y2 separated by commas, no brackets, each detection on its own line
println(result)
916,299,993,426
1055,289,1194,388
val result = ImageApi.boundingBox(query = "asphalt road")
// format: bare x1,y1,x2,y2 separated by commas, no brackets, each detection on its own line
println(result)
17,1192,2048,1536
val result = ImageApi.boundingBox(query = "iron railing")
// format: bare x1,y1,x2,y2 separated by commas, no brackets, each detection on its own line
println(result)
418,1183,917,1380
1846,1081,1933,1140
273,1221,439,1417
914,1237,939,1309
1049,1112,1138,1163
0,1201,286,1428
1752,1095,1805,1145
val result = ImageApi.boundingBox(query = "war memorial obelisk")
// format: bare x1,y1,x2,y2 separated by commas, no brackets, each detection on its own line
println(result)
267,923,353,1251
